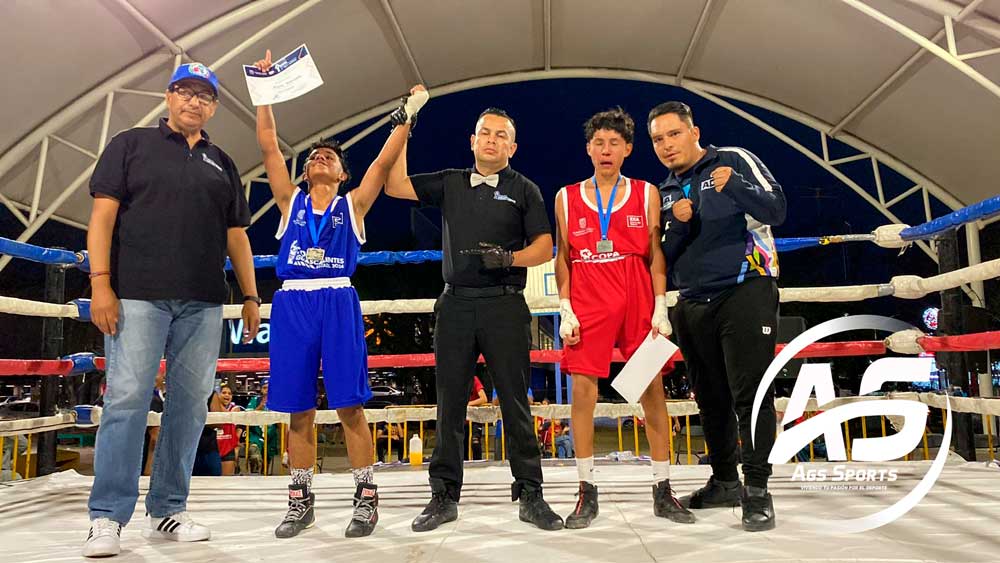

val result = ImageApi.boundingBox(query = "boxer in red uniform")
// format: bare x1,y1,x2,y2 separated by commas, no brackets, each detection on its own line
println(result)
554,108,693,529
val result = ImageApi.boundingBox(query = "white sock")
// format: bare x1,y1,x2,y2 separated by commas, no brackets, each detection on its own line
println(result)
576,456,595,483
652,460,671,483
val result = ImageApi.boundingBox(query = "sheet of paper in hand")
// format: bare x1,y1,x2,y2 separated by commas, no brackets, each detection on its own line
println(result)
610,333,679,404
243,44,324,106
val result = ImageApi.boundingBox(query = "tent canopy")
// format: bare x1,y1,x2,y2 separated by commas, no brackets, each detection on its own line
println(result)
1,0,998,231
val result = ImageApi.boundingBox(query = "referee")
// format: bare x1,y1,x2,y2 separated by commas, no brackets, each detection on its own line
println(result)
385,108,562,532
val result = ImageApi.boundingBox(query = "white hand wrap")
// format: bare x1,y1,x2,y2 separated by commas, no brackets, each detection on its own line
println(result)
403,90,430,121
651,294,672,337
559,298,580,340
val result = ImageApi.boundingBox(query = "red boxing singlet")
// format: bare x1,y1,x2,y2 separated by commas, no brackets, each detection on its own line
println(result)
560,177,655,378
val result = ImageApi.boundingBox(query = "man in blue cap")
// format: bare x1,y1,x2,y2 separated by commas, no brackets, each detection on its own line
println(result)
82,62,260,558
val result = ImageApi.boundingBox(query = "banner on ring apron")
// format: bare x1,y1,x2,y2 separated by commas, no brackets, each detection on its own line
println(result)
526,259,558,314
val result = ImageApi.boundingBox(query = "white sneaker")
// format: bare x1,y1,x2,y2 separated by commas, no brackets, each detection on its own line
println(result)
82,518,121,558
141,512,211,542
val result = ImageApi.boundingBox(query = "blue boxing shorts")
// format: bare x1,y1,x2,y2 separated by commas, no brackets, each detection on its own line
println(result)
267,282,372,413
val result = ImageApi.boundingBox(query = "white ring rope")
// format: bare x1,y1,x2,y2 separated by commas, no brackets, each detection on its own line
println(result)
2,257,996,320
4,394,997,437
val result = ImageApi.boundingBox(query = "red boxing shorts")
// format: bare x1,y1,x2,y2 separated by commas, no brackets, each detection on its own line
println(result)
562,255,653,378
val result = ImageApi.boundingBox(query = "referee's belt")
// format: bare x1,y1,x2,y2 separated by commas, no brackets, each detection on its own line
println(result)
444,284,523,298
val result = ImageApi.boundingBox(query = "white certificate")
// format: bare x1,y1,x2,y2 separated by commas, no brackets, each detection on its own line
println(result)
610,333,679,404
243,44,323,106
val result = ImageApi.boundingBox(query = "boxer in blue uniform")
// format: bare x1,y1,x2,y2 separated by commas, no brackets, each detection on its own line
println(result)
253,49,429,539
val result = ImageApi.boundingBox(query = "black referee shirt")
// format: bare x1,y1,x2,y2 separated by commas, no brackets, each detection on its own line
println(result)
89,118,251,303
411,166,550,288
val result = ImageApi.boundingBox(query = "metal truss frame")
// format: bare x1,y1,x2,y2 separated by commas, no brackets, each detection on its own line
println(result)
0,0,995,307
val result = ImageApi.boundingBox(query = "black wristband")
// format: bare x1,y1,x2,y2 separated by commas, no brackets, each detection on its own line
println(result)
243,295,262,306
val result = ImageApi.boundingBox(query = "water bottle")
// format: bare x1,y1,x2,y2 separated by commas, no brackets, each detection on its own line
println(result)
409,434,423,465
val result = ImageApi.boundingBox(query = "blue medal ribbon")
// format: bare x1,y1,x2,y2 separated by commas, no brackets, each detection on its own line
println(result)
591,174,621,242
305,195,334,247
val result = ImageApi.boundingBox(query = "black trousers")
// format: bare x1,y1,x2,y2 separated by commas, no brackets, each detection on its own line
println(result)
429,291,541,500
671,277,779,488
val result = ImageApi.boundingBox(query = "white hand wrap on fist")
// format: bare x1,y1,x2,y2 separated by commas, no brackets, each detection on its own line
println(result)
403,89,430,122
651,294,672,337
559,298,580,340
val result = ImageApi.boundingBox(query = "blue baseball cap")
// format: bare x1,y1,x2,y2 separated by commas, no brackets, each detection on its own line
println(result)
168,63,219,96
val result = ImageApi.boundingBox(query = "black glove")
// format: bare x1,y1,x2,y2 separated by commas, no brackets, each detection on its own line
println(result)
389,96,418,132
460,242,514,269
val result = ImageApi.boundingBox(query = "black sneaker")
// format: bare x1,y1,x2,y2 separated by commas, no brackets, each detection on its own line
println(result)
741,486,775,532
516,484,564,531
411,491,458,532
275,483,315,538
653,479,696,524
565,482,599,529
345,483,379,538
687,476,742,509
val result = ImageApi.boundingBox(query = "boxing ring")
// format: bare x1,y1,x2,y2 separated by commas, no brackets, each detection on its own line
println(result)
2,461,1000,563
2,195,1000,562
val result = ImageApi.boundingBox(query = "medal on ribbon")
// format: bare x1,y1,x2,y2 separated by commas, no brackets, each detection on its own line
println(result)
305,247,325,263
592,174,621,254
305,195,333,264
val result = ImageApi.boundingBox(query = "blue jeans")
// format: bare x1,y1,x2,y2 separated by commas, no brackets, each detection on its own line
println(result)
555,435,574,459
88,300,222,525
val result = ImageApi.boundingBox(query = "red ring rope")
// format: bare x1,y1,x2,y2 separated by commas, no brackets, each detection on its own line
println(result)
1,331,997,376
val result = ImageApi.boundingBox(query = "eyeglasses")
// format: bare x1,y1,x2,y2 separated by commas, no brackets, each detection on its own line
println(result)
170,85,217,105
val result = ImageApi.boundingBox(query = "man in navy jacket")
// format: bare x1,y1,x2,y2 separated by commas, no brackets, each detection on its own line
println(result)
648,101,785,532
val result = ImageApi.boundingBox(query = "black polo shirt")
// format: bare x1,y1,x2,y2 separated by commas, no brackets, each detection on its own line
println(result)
90,118,251,303
410,166,550,288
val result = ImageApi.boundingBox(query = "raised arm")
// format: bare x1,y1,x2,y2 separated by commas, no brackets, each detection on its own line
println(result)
253,50,297,216
351,85,428,218
385,138,418,201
